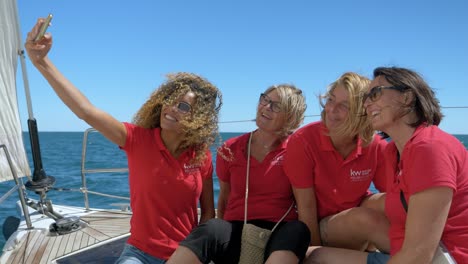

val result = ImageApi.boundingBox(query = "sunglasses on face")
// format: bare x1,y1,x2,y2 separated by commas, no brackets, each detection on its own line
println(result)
363,86,407,102
162,94,192,114
174,101,192,114
259,93,282,113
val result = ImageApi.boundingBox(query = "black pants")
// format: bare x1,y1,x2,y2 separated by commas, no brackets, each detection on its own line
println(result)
179,219,311,264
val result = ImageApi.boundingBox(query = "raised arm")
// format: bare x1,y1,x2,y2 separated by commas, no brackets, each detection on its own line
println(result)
25,18,127,146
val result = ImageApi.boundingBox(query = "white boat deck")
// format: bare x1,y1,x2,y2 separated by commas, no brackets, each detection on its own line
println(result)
2,211,131,264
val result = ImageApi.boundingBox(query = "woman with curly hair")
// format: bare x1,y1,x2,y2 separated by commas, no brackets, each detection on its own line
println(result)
168,84,311,264
25,18,222,264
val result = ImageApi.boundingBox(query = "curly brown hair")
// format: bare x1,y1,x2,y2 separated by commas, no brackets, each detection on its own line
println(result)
132,72,222,164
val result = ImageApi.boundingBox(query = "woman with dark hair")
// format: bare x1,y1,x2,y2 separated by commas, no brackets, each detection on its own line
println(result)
307,67,468,264
167,84,311,264
26,18,222,263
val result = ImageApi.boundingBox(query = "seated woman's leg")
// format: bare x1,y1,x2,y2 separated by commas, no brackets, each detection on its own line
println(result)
360,193,386,213
168,218,241,264
116,244,166,264
320,207,390,252
265,220,311,264
359,193,388,252
305,246,370,264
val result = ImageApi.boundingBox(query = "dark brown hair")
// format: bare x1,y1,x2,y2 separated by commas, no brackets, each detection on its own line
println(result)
373,67,443,126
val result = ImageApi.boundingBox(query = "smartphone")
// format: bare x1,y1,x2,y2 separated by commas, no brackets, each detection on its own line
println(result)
34,14,53,42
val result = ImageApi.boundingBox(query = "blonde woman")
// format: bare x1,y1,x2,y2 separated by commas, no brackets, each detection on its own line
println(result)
26,18,222,263
168,84,310,264
284,72,391,258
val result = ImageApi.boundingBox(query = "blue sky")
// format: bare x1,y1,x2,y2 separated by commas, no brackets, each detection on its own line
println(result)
15,0,468,134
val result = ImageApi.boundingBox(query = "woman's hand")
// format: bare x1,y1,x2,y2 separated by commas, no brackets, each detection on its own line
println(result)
25,17,53,65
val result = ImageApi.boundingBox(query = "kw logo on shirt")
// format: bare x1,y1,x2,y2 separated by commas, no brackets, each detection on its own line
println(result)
349,168,372,182
183,163,200,174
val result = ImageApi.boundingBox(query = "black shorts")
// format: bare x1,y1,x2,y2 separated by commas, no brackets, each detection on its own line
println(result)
179,218,310,264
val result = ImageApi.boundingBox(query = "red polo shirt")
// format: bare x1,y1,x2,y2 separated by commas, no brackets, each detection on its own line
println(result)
217,132,298,222
284,121,388,219
385,125,468,263
121,123,213,260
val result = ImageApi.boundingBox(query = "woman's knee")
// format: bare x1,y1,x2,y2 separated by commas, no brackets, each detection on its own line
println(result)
352,208,388,232
183,218,231,244
179,219,233,263
202,218,231,237
281,220,310,239
320,208,388,246
266,221,311,261
331,207,387,232
306,247,328,264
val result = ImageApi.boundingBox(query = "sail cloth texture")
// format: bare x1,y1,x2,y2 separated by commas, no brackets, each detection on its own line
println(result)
0,0,31,182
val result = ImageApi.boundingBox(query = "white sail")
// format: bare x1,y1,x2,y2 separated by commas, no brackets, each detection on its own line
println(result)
0,0,31,182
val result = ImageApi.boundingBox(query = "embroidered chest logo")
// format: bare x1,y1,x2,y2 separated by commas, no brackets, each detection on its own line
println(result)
183,163,200,174
271,155,284,166
349,168,372,182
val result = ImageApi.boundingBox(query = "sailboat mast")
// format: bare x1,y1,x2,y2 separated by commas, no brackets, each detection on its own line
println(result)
12,1,55,192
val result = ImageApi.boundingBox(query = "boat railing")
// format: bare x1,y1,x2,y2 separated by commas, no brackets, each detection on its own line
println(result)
80,128,129,210
0,144,32,229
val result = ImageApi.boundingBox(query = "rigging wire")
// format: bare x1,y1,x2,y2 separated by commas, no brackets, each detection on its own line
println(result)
442,106,468,109
219,115,322,124
219,106,468,124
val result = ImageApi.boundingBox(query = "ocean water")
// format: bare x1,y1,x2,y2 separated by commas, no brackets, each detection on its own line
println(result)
1,132,467,250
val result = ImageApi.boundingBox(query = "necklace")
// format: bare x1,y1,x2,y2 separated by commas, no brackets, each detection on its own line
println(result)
254,136,277,150
252,130,280,151
258,143,273,150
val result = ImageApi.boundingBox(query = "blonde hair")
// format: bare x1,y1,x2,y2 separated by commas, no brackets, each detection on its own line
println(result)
320,72,374,145
219,84,306,162
133,72,222,164
263,84,307,137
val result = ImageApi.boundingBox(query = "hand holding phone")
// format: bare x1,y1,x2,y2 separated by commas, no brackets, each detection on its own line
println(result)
34,14,53,42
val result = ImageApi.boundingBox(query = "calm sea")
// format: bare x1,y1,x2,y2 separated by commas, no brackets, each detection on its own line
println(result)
1,132,467,249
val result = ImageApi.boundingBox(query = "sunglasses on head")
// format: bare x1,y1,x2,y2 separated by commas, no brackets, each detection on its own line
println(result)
259,93,282,113
363,85,407,102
